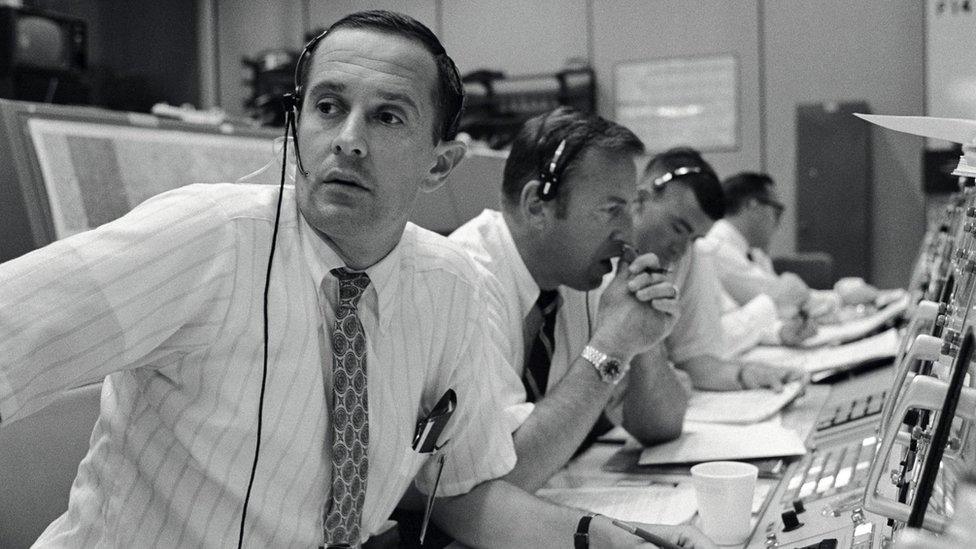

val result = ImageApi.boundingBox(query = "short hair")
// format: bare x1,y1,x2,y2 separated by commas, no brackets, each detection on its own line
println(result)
721,171,776,215
501,107,644,216
643,146,725,220
299,10,464,141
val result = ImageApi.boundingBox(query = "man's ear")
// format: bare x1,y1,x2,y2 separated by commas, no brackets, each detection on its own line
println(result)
519,179,554,229
420,139,467,192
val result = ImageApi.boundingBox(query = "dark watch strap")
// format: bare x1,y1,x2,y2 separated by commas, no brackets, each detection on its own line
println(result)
574,514,594,549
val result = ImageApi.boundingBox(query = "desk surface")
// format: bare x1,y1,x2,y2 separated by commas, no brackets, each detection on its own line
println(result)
544,365,895,547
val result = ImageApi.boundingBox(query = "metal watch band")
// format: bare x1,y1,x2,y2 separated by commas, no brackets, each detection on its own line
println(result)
581,345,628,385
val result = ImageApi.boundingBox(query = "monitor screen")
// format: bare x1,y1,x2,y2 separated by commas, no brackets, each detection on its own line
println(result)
14,15,66,71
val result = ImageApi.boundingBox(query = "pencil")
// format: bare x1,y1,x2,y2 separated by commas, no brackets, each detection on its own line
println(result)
610,518,683,549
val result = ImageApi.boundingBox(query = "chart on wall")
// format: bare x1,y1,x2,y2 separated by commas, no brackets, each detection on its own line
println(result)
614,54,738,154
27,118,280,239
926,0,976,146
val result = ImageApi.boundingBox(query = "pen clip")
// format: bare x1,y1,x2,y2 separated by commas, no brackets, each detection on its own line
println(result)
412,389,457,453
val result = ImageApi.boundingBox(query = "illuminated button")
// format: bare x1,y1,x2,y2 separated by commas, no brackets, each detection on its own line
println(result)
799,481,816,498
835,467,852,488
862,436,877,447
817,476,834,493
788,475,803,490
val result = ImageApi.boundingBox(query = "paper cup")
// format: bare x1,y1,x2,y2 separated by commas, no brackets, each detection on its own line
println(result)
690,461,758,546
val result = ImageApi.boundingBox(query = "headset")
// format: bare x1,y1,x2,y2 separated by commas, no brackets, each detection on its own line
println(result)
533,109,587,201
237,21,467,546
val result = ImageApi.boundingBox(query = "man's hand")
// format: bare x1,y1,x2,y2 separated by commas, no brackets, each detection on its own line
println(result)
834,276,879,305
738,361,807,392
625,253,680,314
778,315,817,346
588,515,718,549
592,252,678,360
774,272,811,315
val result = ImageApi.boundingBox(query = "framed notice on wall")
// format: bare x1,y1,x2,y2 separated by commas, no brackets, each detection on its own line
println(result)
614,54,739,153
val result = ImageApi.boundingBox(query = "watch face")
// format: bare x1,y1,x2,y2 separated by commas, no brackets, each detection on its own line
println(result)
603,359,622,380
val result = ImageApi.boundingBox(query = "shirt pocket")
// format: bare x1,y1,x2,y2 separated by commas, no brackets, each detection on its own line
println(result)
397,447,432,491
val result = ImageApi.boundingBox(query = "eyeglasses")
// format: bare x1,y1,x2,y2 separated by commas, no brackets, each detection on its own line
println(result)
754,195,785,222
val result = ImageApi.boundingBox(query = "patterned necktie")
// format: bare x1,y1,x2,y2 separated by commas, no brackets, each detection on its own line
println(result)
522,289,562,403
322,268,371,547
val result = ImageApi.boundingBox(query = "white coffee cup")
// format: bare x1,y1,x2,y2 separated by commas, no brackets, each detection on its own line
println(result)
690,460,759,546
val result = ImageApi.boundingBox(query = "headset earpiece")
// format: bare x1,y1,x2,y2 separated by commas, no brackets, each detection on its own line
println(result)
282,92,300,113
537,138,567,201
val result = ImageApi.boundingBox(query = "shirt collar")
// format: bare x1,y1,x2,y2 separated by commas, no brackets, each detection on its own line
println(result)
489,210,542,317
298,211,401,334
709,219,751,258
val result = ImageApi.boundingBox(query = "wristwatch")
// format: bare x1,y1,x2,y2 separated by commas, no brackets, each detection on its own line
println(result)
581,345,629,385
574,514,595,549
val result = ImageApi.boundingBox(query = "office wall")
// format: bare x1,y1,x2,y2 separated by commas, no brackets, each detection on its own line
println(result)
441,0,589,76
763,1,925,288
214,0,304,118
589,0,763,180
209,0,926,287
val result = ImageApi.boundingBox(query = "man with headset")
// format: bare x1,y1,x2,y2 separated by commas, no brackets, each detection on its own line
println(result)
448,107,689,493
0,10,714,549
618,148,806,395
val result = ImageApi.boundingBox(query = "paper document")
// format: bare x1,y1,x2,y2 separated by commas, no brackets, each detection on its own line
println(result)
685,382,804,424
638,419,806,466
537,484,698,525
802,293,908,348
741,327,899,375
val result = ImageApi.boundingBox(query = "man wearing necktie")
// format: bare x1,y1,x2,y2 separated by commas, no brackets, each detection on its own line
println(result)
450,107,690,496
0,11,714,549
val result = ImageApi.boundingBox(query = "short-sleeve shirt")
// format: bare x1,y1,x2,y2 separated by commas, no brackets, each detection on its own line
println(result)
0,184,516,547
449,210,724,429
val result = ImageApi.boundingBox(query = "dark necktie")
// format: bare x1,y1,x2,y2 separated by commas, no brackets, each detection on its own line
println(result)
522,289,562,403
322,268,371,547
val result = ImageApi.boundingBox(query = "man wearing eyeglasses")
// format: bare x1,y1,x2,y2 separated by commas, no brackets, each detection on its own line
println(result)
704,171,880,334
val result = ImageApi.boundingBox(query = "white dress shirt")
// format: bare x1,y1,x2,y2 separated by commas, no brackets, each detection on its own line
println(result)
450,210,726,429
702,219,782,305
704,218,841,325
0,184,516,547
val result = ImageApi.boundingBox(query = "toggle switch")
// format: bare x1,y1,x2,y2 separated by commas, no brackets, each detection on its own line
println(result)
781,509,803,532
792,499,806,514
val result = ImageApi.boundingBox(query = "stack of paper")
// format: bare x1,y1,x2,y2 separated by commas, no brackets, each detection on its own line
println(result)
638,418,807,466
537,484,698,524
742,327,899,375
685,382,804,424
802,293,908,348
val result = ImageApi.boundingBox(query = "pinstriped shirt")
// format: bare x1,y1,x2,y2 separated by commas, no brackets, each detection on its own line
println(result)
0,183,515,547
